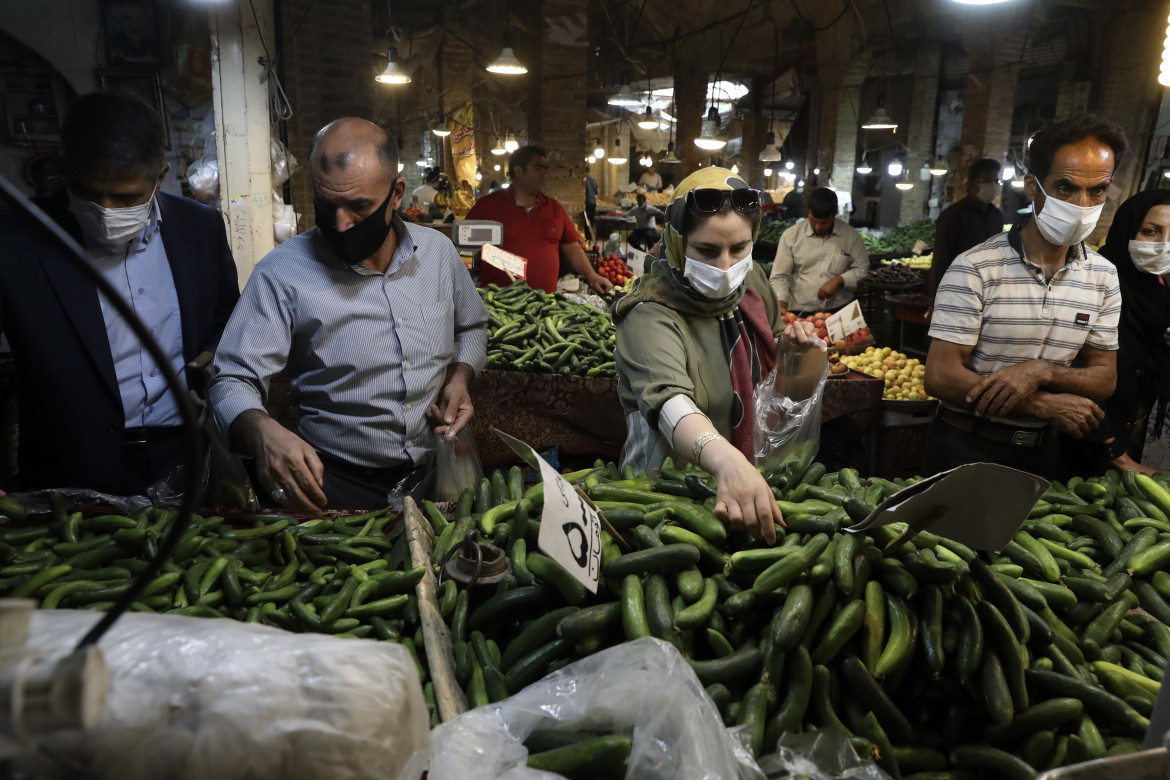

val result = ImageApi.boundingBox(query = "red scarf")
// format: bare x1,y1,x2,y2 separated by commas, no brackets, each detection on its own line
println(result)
723,287,778,458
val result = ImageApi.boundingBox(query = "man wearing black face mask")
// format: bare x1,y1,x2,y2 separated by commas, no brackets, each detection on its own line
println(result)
209,118,488,512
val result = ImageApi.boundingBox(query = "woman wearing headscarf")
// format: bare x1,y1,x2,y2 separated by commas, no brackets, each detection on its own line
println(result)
1091,189,1170,473
614,168,819,542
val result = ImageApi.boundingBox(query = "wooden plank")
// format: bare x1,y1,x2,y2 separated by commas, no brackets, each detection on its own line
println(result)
404,497,468,722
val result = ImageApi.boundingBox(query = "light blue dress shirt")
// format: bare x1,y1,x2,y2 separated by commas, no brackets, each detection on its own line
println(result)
85,199,185,427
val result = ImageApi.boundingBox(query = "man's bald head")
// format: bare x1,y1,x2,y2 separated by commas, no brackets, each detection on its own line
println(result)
310,118,398,178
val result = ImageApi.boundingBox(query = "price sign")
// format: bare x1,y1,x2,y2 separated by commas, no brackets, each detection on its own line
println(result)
493,429,601,593
826,300,868,343
625,248,650,276
482,244,528,280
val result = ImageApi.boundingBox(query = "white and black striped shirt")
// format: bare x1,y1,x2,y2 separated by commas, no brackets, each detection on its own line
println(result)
209,218,488,468
929,219,1120,404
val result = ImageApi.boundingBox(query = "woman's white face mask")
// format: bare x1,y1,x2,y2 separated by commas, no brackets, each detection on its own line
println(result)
1127,240,1170,275
683,250,754,299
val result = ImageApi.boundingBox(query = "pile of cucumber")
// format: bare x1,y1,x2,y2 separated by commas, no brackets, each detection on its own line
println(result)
480,282,617,376
0,502,454,722
432,462,1170,779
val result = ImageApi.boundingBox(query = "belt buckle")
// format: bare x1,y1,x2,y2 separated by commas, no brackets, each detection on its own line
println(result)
124,428,148,445
1011,430,1040,447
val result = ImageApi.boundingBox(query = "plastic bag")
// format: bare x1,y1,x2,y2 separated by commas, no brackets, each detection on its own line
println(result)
756,730,892,780
432,426,485,502
271,137,298,188
400,637,764,780
13,610,430,780
753,338,829,475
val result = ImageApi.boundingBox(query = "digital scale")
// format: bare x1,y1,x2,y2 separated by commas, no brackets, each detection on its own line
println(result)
452,220,504,270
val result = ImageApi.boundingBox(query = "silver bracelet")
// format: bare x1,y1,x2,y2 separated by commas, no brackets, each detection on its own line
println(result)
690,431,723,465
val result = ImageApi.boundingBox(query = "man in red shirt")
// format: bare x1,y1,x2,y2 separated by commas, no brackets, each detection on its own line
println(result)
468,145,612,294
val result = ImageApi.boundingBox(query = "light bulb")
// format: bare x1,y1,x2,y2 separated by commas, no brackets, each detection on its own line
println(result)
504,134,519,153
587,155,596,164
1002,164,1016,180
764,167,773,177
593,139,606,159
813,168,820,175
731,164,739,174
785,161,794,170
475,171,483,181
1011,179,1025,188
493,164,501,171
887,161,903,176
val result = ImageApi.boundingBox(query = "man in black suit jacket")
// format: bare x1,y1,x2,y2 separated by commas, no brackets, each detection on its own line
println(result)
0,92,239,494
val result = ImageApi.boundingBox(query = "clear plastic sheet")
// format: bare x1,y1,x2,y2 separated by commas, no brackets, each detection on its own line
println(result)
400,637,765,780
14,610,429,780
756,731,892,780
753,338,829,475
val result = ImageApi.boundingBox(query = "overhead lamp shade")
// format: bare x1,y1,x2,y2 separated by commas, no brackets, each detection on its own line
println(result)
929,163,948,176
660,141,681,164
951,0,1013,4
608,139,628,165
637,106,658,130
431,115,451,137
487,46,528,75
888,161,904,177
504,131,519,152
491,139,507,156
895,182,914,191
856,163,873,174
375,48,411,84
608,73,642,107
593,138,606,159
758,130,783,162
862,98,898,131
694,106,726,151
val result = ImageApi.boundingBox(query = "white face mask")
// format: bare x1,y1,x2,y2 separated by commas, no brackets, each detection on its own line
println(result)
976,182,1002,204
68,191,154,248
1127,240,1170,275
1032,181,1104,247
683,251,753,299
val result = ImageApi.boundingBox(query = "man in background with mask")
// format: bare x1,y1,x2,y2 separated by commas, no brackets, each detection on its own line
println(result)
0,91,239,494
769,187,869,316
927,158,1004,319
209,118,487,512
924,115,1126,477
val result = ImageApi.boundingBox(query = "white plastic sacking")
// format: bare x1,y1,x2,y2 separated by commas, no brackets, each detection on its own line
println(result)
14,610,429,780
400,637,763,780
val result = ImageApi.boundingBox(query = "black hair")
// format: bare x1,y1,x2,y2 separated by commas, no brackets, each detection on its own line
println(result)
1026,115,1127,183
424,167,441,183
807,187,838,219
967,158,1001,183
508,145,547,178
62,92,165,178
680,197,762,237
309,119,399,178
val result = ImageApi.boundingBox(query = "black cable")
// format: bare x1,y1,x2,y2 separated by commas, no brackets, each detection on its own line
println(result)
287,0,317,44
0,175,203,653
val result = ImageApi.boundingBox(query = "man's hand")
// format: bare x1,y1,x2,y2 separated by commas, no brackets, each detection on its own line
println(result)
1028,392,1104,438
233,410,327,513
588,274,614,295
966,359,1051,418
816,276,844,300
429,363,475,439
187,350,215,396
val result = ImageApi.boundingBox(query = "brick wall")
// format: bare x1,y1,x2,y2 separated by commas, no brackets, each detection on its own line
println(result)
898,45,941,225
279,0,374,229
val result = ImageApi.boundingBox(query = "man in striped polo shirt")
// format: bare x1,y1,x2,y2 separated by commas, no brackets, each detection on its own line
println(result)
924,116,1126,477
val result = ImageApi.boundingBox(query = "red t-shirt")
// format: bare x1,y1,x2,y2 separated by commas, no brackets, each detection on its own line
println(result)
466,189,581,293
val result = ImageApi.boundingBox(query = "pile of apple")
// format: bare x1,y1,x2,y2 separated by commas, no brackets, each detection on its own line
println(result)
838,346,932,401
780,312,873,347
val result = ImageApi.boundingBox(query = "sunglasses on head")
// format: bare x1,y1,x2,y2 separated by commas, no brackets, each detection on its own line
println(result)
687,187,761,214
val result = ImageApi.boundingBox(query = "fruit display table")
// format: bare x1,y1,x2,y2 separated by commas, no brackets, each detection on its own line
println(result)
470,368,884,469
